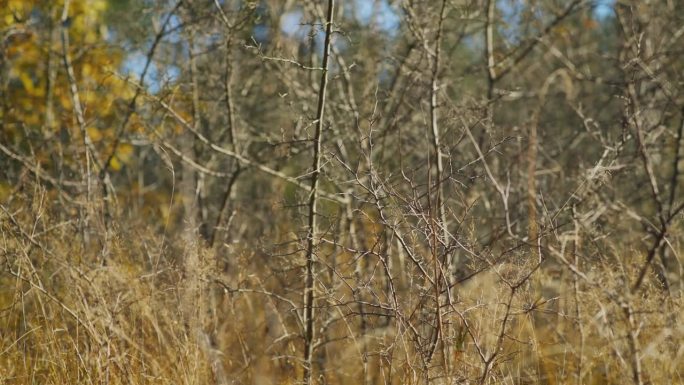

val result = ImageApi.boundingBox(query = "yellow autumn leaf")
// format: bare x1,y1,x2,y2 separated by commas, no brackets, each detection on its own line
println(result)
86,127,102,142
85,30,97,44
92,0,107,12
19,72,35,94
108,143,134,171
109,156,122,171
81,63,93,77
116,143,134,163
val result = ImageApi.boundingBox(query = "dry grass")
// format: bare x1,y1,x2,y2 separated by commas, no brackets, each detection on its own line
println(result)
1,192,682,385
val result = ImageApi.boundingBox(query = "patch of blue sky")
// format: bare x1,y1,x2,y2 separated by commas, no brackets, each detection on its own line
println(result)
121,50,180,94
279,0,400,39
498,0,524,45
164,14,184,44
496,0,616,45
253,24,270,44
351,0,400,36
121,51,148,79
277,8,323,56
593,0,615,19
119,9,184,94
280,9,306,38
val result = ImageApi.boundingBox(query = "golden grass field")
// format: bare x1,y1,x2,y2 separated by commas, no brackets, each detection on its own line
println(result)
1,194,681,385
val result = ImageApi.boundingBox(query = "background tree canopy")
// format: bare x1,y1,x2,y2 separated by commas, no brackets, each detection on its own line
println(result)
1,1,682,384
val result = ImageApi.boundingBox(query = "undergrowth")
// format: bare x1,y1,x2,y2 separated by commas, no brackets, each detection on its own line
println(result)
1,192,681,385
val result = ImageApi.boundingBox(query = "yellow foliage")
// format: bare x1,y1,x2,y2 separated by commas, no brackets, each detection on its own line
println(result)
108,143,134,171
116,143,134,162
108,156,123,171
18,72,35,94
1,0,133,175
87,126,103,142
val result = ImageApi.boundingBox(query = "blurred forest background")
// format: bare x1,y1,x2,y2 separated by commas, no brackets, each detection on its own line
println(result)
1,0,682,384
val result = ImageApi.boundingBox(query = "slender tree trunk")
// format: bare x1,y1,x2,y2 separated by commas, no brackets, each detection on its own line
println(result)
426,1,450,376
303,1,334,383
